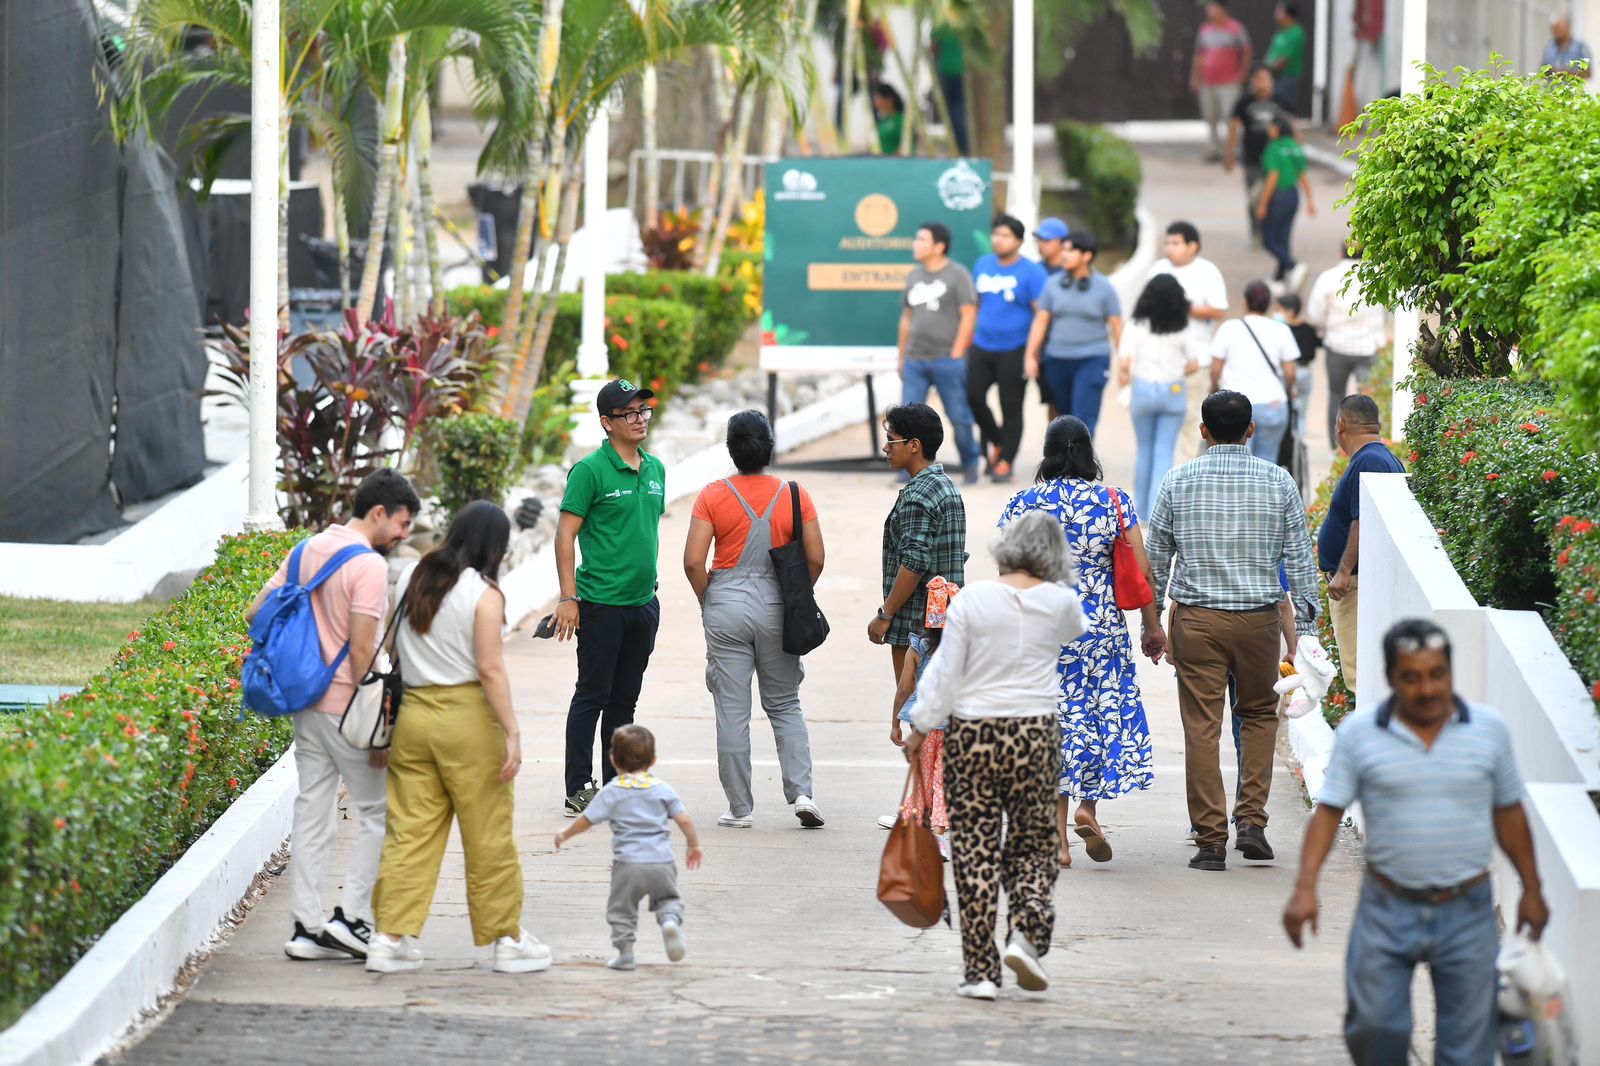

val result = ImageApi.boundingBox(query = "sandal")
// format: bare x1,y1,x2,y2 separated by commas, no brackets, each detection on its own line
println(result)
1073,814,1113,863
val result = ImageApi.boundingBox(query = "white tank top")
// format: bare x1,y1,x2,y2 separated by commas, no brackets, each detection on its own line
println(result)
395,563,493,687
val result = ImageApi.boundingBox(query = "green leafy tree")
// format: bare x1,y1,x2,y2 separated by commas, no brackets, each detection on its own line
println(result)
1340,61,1546,377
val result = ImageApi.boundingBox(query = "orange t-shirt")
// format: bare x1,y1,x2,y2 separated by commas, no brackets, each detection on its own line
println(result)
264,524,389,714
692,476,819,570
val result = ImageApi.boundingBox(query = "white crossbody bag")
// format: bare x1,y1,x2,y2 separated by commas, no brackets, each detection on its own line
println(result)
338,595,406,750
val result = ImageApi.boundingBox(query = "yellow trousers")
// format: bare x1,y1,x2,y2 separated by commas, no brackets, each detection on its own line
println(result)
1328,575,1360,694
371,682,523,945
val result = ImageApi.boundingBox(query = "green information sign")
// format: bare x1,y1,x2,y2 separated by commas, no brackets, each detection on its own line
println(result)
761,157,994,373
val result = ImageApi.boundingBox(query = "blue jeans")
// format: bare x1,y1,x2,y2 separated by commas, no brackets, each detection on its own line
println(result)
1345,875,1499,1066
1041,355,1111,438
1129,377,1187,513
901,357,979,467
1249,399,1288,463
1263,186,1299,280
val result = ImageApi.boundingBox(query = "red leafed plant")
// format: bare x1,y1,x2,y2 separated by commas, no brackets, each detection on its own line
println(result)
210,304,491,527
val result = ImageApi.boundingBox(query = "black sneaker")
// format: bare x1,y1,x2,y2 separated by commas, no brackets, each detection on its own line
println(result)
284,922,350,961
1188,846,1227,872
564,780,599,818
1235,822,1276,861
323,907,371,958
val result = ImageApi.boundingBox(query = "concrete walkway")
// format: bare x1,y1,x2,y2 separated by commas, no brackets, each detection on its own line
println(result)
118,143,1368,1065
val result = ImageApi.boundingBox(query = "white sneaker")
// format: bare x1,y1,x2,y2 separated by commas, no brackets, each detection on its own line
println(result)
661,918,687,962
283,922,348,961
322,907,371,958
876,813,898,830
1003,933,1049,992
793,796,825,829
1287,262,1308,292
493,929,553,974
717,810,753,828
608,948,637,971
956,979,998,1000
364,933,423,973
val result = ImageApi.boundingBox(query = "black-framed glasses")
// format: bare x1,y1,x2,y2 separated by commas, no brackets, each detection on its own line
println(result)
607,407,653,425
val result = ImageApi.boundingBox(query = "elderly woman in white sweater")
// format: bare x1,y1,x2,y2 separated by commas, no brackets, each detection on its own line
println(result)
906,510,1087,1001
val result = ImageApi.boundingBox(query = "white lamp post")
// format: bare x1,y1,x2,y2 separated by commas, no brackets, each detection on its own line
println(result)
570,105,612,448
245,0,283,531
1007,0,1037,241
1390,0,1427,434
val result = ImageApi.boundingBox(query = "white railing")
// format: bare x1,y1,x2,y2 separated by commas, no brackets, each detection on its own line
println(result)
1354,471,1600,1056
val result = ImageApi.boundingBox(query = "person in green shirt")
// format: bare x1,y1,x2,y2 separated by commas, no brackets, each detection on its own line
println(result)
873,82,905,155
930,22,970,154
554,378,668,816
1255,110,1316,291
1266,3,1307,111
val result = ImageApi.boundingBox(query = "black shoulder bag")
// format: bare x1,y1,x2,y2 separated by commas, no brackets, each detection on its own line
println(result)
768,481,830,655
1241,320,1302,479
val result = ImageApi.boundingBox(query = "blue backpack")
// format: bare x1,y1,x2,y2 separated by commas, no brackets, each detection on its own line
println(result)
242,541,376,716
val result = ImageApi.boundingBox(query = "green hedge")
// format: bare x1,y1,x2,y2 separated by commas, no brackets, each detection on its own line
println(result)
0,531,305,1027
608,269,754,370
1403,373,1600,712
429,413,523,521
1054,121,1142,246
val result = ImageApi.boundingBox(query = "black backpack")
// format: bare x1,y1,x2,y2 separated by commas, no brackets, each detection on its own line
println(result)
768,481,830,655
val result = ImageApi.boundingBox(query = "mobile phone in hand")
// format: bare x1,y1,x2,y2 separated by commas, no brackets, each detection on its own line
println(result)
533,613,557,639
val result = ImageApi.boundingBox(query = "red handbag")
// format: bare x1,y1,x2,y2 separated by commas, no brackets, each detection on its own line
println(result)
1109,487,1154,611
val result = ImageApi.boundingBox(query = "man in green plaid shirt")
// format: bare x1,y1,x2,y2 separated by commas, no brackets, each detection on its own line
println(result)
868,403,969,682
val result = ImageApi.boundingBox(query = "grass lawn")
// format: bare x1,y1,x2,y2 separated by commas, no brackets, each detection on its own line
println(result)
0,597,164,686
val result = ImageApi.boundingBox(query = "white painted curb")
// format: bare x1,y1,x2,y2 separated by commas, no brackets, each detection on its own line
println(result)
0,750,299,1066
501,371,901,629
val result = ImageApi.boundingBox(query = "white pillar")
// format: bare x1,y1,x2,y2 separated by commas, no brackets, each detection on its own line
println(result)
245,0,283,531
1007,0,1036,239
1312,0,1330,125
1391,0,1426,433
570,106,612,449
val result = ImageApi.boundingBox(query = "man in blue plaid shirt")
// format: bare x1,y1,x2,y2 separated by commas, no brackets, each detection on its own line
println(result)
868,402,969,683
1144,389,1318,872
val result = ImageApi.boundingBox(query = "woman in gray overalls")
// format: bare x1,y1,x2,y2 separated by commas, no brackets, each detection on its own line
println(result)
683,411,827,830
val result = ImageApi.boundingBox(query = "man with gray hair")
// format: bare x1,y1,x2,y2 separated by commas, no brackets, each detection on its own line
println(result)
1319,394,1404,693
1541,13,1592,80
1284,618,1548,1064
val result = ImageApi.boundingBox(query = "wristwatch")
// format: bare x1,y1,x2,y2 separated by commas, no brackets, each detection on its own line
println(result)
876,606,888,621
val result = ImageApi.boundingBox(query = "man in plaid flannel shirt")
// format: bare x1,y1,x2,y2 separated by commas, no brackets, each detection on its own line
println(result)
1143,389,1318,873
868,402,969,683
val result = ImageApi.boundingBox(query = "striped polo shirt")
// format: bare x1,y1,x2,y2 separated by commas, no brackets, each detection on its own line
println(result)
1318,698,1525,890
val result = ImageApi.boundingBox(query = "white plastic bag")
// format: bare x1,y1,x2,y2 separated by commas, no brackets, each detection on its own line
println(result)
1273,635,1339,719
1497,933,1579,1065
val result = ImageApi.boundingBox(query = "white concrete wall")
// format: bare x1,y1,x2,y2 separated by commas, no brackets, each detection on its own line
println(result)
0,457,249,604
1356,470,1600,1056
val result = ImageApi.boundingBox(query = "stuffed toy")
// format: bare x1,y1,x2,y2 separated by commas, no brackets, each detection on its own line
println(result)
1273,636,1339,719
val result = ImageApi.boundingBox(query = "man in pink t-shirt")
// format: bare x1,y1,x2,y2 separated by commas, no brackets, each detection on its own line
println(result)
245,468,419,963
1191,0,1254,159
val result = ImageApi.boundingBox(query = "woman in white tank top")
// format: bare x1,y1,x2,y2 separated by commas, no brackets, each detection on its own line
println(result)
368,501,550,975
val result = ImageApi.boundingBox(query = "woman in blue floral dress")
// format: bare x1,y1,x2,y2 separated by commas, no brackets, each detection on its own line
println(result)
999,415,1165,866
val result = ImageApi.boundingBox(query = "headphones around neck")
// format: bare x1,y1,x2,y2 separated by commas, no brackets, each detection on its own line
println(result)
1060,272,1091,292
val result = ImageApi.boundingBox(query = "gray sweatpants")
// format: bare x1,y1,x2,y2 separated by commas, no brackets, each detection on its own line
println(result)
702,587,814,817
607,861,684,948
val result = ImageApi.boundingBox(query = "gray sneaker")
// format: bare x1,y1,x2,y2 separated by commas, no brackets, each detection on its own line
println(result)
564,780,599,818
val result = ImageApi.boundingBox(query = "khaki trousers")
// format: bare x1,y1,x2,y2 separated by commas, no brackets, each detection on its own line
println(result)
372,682,523,945
1179,366,1212,460
1327,575,1359,693
1170,604,1283,849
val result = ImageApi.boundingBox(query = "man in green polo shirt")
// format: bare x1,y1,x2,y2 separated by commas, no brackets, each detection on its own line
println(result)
554,378,667,816
1266,3,1307,111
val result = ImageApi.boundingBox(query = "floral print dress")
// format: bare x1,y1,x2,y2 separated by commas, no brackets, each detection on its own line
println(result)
999,478,1155,800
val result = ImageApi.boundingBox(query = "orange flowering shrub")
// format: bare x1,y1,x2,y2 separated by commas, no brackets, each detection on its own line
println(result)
0,530,306,1026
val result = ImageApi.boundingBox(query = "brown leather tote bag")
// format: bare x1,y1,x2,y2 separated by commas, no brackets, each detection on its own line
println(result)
877,763,947,928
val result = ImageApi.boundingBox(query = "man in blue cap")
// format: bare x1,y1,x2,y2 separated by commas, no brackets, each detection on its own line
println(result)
1032,218,1070,416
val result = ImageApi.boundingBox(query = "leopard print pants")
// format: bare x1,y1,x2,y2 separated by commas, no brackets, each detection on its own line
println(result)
944,714,1060,985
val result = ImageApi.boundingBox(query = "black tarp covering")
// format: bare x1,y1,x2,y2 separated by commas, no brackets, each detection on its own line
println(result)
0,0,207,542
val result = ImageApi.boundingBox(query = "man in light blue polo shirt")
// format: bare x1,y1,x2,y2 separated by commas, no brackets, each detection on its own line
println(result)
1283,618,1550,1066
1024,229,1123,437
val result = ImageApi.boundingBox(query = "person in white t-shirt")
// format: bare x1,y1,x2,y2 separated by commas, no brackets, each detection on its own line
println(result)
1306,248,1390,445
1210,280,1298,463
1147,222,1230,458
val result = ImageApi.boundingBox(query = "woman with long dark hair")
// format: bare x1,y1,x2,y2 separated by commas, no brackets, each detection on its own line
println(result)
1119,274,1207,512
684,411,826,830
368,501,550,975
999,417,1164,866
